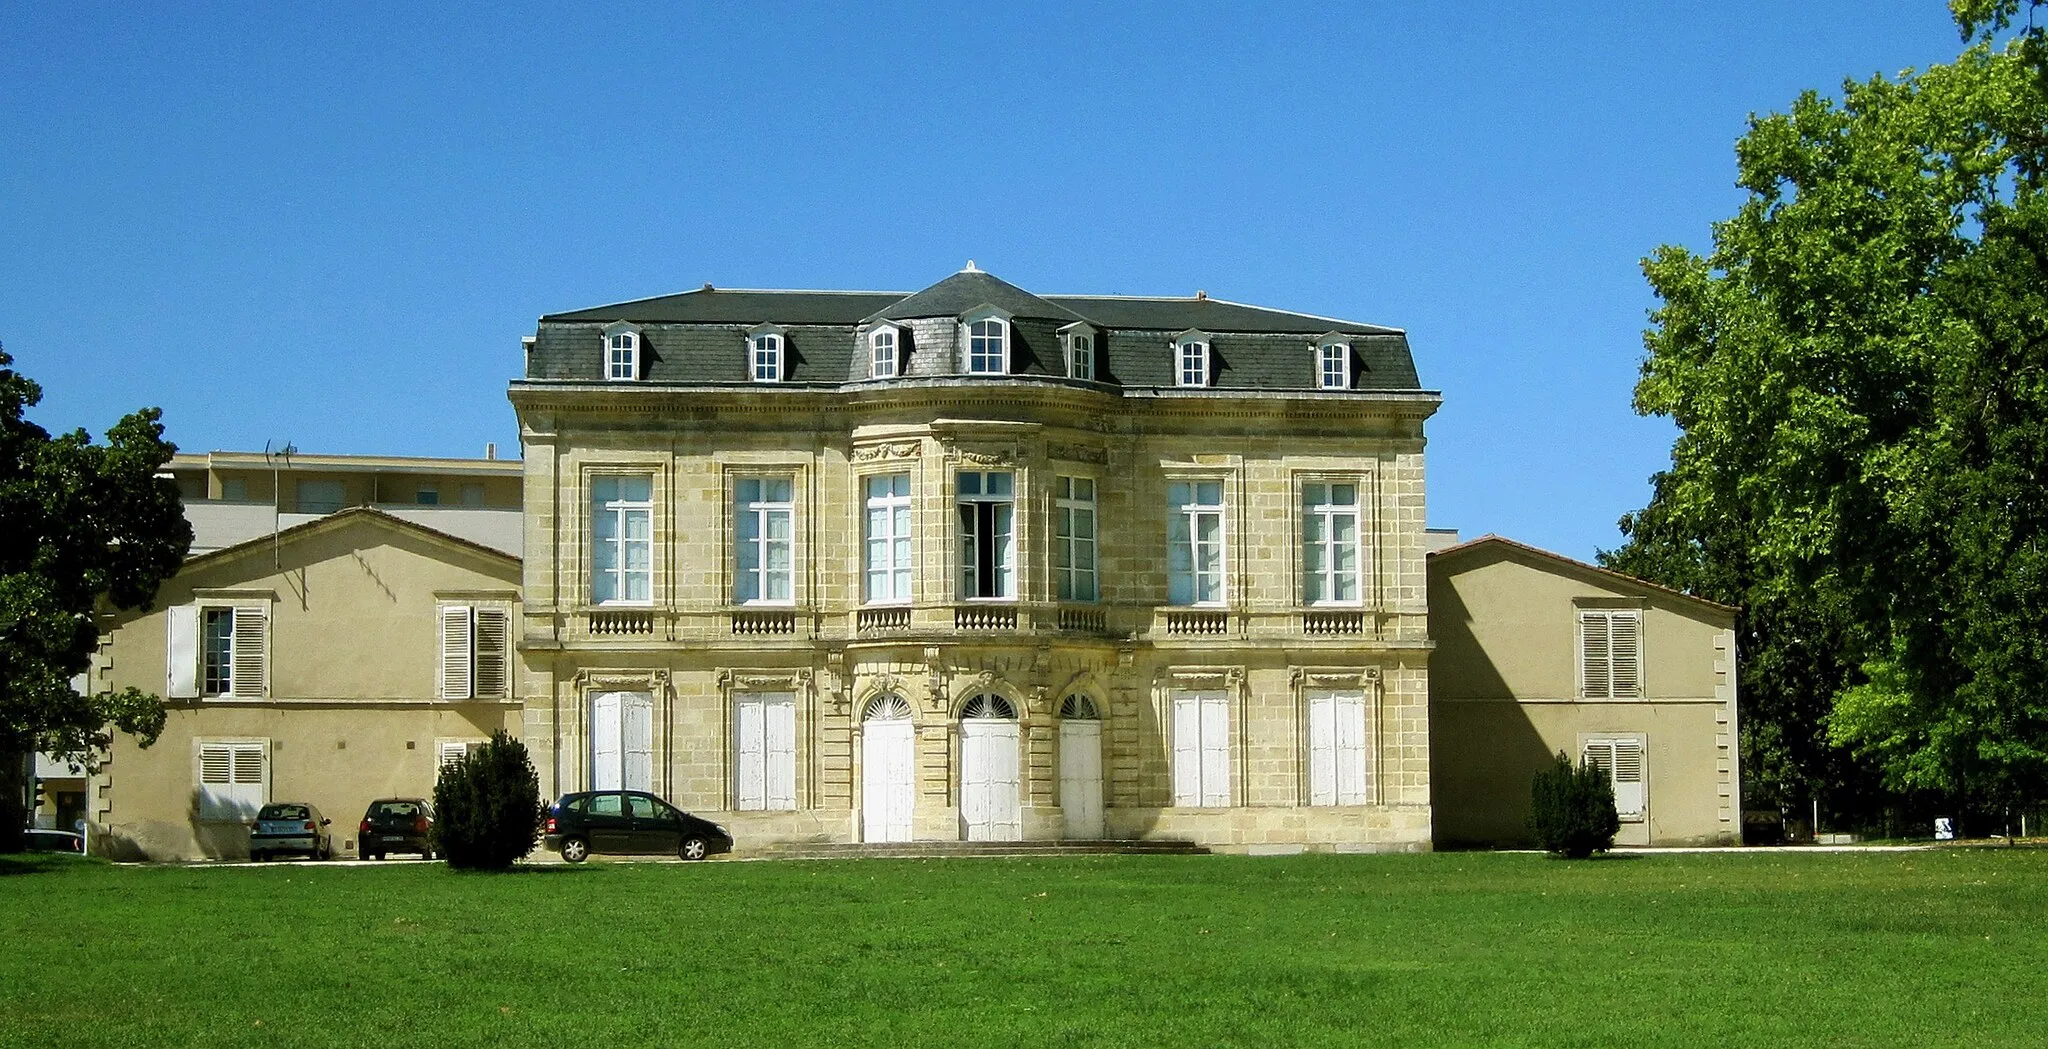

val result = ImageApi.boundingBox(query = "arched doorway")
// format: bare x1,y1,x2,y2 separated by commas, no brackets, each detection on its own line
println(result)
860,694,915,843
959,693,1021,841
1058,693,1104,839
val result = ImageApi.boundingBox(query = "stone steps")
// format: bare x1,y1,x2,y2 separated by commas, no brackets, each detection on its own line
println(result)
743,839,1210,861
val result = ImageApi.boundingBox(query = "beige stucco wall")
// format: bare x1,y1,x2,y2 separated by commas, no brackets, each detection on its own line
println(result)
1427,542,1739,848
94,513,522,861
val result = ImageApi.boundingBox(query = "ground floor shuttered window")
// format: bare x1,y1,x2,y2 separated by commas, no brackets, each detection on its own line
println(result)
590,691,654,792
1307,691,1369,806
197,741,266,821
1582,738,1646,822
734,692,797,811
1171,692,1230,807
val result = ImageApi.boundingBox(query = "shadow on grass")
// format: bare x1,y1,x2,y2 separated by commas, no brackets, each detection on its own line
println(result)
0,854,96,876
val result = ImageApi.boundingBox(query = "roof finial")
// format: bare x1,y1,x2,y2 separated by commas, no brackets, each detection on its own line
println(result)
963,259,980,272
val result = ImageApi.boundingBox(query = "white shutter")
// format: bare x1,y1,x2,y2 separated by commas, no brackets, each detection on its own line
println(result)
1580,611,1611,698
622,691,654,793
198,743,234,819
590,692,623,790
230,607,267,698
1171,696,1201,807
1610,611,1642,698
473,608,509,698
439,606,473,700
1335,693,1368,806
1199,694,1230,807
1611,739,1646,820
437,740,471,774
231,743,265,817
1307,694,1337,806
735,696,766,811
166,605,199,699
961,726,989,833
766,693,797,810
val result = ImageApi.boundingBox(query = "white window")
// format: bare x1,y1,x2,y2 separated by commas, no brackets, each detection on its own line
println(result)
196,740,267,821
1167,481,1226,606
966,317,1008,374
1307,691,1368,806
296,479,345,514
1065,330,1094,380
1171,692,1230,807
1055,476,1097,602
437,739,486,772
871,327,899,379
439,605,510,699
1583,737,1646,821
735,477,794,604
1317,338,1351,390
864,473,912,604
1302,482,1362,605
1176,333,1211,387
167,604,267,700
749,330,784,382
1579,609,1643,698
734,692,797,811
589,691,654,792
590,475,653,605
604,325,641,381
957,471,1015,600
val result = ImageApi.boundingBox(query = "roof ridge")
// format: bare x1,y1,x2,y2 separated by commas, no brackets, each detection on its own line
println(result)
1429,534,1739,614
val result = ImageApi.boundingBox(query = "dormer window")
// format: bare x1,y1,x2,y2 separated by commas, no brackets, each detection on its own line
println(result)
603,322,642,381
871,325,900,379
1060,322,1096,380
1317,335,1351,390
961,307,1011,375
1175,330,1211,388
747,325,785,382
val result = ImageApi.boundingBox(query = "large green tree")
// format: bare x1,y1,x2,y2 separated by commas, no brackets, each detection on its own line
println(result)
1606,1,2048,827
0,347,190,852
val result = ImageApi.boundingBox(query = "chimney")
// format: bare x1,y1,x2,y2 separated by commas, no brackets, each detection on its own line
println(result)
1196,290,1208,300
485,443,496,460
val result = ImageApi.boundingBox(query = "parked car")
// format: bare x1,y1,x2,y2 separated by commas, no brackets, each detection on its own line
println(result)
544,791,732,862
22,829,84,853
358,798,435,860
249,802,332,861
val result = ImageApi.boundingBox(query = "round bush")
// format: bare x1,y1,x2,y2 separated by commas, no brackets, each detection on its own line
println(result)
432,730,545,870
1529,750,1621,859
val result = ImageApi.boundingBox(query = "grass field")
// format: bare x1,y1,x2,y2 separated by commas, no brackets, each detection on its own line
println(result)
2,848,2045,1048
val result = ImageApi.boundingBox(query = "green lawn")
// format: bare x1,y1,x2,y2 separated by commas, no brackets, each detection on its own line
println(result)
3,849,2045,1048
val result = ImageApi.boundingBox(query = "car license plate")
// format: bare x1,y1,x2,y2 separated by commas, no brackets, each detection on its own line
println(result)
382,835,405,843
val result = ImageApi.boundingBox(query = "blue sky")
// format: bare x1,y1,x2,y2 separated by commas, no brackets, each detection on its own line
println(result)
1,2,1972,560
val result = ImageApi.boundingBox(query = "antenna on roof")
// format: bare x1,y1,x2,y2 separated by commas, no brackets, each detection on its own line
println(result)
963,259,980,272
263,440,296,569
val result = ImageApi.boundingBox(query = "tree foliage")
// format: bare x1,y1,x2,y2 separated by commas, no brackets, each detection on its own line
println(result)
1605,4,2048,825
0,346,190,851
1529,752,1620,859
432,730,545,871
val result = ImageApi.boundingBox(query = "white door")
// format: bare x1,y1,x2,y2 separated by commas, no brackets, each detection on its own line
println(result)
961,719,1022,841
1308,691,1369,806
591,691,654,792
862,720,915,843
1059,720,1104,839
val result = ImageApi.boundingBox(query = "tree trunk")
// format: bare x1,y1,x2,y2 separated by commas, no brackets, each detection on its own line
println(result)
0,748,28,854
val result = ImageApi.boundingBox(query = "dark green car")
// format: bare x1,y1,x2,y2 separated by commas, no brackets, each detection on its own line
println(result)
544,791,732,862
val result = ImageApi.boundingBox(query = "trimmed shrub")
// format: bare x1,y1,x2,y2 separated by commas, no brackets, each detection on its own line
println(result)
1529,750,1621,858
432,730,545,870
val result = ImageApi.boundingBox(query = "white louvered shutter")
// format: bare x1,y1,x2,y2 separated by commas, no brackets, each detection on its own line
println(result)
1308,694,1337,806
473,608,509,698
230,607,267,698
439,606,473,700
1580,611,1611,699
622,692,654,793
1334,692,1368,806
1199,694,1230,808
231,744,265,817
438,740,471,775
1610,611,1642,698
166,605,199,699
766,693,797,810
590,692,623,790
735,696,766,810
198,743,235,819
1611,739,1645,820
1172,696,1201,807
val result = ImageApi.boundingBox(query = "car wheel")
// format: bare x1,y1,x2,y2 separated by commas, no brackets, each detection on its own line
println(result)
370,851,383,861
422,848,435,861
680,837,709,861
560,837,590,863
251,851,265,863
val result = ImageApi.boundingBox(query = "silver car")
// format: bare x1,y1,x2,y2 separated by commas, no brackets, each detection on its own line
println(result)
248,802,332,861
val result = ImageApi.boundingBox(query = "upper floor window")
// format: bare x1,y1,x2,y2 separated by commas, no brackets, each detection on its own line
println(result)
749,330,784,382
415,484,439,505
1302,481,1362,605
734,477,795,605
166,603,269,700
439,604,510,700
864,473,912,604
296,479,345,514
590,475,653,605
1175,332,1211,388
1062,324,1096,380
1317,337,1351,390
871,326,899,379
604,322,642,381
1055,476,1097,602
964,312,1009,374
1167,480,1225,606
1579,609,1643,699
957,471,1015,599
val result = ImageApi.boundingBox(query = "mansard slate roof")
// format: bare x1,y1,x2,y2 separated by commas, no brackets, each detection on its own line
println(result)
528,267,1423,392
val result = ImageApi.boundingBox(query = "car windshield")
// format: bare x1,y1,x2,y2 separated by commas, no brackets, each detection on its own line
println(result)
371,802,421,817
259,804,309,821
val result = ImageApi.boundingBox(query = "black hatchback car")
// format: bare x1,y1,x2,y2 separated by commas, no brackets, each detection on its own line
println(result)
358,798,435,860
544,791,732,862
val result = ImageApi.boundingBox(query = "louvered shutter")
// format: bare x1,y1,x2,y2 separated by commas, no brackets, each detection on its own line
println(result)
473,608,509,698
1609,611,1642,698
1610,739,1645,820
231,744,265,817
166,605,199,699
1580,611,1611,698
734,696,766,810
230,607,267,698
1334,693,1368,806
1171,696,1201,807
766,693,797,810
437,740,471,775
198,744,234,819
439,606,473,700
622,692,654,793
590,692,623,790
1199,694,1231,808
1307,694,1337,806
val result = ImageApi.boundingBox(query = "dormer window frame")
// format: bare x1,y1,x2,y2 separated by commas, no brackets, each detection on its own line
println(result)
870,323,902,380
602,321,643,382
960,305,1013,376
1059,321,1097,381
1316,333,1352,390
746,323,787,383
1174,329,1212,388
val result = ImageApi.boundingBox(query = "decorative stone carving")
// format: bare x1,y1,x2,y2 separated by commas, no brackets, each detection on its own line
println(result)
1045,441,1109,465
1167,666,1243,692
1288,666,1383,690
851,442,920,462
717,669,810,692
584,669,666,692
